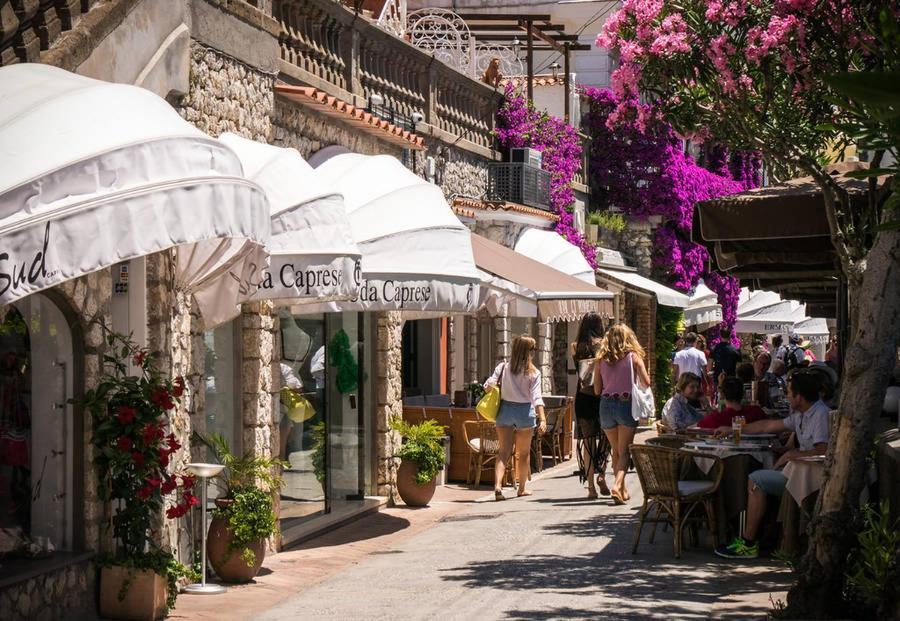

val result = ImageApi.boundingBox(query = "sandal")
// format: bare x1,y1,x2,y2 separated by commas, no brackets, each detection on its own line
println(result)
494,490,506,501
517,490,533,498
610,490,626,505
597,477,611,497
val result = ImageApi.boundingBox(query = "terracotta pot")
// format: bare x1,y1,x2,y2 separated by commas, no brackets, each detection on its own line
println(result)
396,459,437,507
99,565,167,621
207,501,266,583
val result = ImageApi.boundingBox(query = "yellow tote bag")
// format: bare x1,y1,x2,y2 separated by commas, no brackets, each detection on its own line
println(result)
476,386,501,422
281,387,316,423
475,364,505,422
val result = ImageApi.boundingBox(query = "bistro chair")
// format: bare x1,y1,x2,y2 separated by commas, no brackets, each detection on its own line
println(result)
462,420,515,487
630,444,723,559
644,435,691,450
536,405,567,466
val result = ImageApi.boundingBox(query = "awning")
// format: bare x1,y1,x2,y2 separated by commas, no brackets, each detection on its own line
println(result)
794,317,830,345
737,288,782,316
735,299,808,334
216,133,360,304
596,267,689,308
0,64,270,326
472,233,614,322
684,281,722,328
514,228,596,284
294,153,479,313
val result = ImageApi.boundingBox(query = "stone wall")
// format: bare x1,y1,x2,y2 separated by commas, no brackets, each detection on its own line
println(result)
430,146,490,202
536,321,553,394
241,302,279,461
621,218,657,277
473,219,531,250
375,312,403,502
552,322,569,394
493,312,510,367
0,557,95,621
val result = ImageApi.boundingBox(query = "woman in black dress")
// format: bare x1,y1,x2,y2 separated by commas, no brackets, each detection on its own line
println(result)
571,312,611,498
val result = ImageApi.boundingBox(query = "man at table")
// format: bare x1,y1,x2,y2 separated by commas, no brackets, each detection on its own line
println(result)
696,377,767,429
713,371,829,559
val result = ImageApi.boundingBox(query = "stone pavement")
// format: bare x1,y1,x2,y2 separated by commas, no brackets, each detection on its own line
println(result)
172,453,791,620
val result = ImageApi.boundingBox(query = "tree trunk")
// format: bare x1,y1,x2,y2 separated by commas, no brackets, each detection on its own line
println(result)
785,227,900,618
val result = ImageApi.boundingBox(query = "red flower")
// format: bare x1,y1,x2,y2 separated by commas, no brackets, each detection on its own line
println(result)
158,448,170,468
133,351,146,366
115,406,137,425
142,423,157,445
137,485,153,500
181,475,196,489
166,434,181,452
172,377,185,398
183,492,200,507
116,437,133,452
165,505,186,519
161,477,177,494
131,451,145,466
151,388,174,410
147,477,162,489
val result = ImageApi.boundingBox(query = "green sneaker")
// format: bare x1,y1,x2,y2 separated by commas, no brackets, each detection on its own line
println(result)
715,537,759,559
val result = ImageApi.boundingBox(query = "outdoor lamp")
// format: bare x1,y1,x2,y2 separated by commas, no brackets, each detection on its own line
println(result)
550,61,561,80
511,37,521,57
369,93,384,109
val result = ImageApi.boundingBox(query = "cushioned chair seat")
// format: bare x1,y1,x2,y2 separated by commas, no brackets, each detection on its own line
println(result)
678,480,716,496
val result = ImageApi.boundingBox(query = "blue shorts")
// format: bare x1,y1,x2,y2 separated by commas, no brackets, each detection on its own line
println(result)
749,469,788,496
599,396,637,430
496,400,536,429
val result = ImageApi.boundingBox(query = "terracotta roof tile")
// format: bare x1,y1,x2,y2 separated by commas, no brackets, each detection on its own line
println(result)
452,197,559,222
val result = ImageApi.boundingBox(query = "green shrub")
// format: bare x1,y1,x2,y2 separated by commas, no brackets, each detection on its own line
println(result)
588,210,626,233
654,306,684,413
213,486,279,567
846,500,900,616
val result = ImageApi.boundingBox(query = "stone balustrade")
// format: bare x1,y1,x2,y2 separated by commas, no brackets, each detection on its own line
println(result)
274,0,503,153
1,0,85,66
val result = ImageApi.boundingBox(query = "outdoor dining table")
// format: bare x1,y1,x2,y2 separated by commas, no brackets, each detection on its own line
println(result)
777,456,826,555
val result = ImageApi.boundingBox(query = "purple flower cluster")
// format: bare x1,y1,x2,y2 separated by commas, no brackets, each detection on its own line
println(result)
582,87,759,343
495,85,597,267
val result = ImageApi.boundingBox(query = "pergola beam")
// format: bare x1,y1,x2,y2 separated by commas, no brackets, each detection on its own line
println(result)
457,13,552,21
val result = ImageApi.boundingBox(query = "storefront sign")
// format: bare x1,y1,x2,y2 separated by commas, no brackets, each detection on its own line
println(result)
247,257,361,302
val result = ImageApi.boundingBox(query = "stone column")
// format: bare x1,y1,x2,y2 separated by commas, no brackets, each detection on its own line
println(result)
493,308,510,367
375,311,402,503
621,218,656,277
466,315,479,384
536,321,553,394
447,316,456,395
552,321,569,394
241,301,278,460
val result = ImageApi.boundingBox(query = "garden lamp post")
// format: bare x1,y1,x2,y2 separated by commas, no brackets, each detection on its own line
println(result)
184,463,226,595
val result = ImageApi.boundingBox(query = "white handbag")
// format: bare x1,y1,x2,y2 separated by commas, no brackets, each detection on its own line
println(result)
629,353,655,422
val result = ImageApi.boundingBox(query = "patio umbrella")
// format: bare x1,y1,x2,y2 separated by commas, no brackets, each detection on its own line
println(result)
0,64,270,327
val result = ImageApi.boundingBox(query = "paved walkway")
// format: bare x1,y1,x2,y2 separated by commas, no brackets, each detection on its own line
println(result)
173,454,791,620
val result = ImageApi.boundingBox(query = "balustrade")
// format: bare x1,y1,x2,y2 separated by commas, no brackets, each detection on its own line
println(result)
1,0,84,66
274,0,502,154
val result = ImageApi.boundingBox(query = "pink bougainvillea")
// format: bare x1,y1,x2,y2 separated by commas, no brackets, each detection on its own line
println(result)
495,84,596,267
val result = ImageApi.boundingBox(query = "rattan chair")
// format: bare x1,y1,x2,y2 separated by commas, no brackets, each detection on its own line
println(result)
630,444,723,558
644,435,691,450
463,420,515,487
536,405,567,465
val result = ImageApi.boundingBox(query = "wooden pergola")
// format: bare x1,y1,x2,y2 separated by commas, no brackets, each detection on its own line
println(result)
455,13,591,121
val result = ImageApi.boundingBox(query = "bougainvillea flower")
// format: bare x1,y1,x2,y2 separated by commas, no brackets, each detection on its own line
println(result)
151,388,175,410
172,377,185,398
131,451,145,466
115,406,137,425
116,436,133,452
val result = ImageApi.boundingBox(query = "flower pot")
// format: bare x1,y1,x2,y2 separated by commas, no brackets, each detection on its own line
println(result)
99,565,167,621
587,224,599,243
396,460,437,507
207,499,266,583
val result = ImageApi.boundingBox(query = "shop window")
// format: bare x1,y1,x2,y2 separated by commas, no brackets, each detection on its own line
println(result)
202,320,241,492
0,294,78,557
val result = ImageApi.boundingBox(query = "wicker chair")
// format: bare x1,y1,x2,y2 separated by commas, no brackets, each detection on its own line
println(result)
463,421,515,487
536,405,567,466
630,444,723,558
644,435,691,450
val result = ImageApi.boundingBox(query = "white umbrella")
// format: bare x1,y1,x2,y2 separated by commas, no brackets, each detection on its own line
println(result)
735,299,808,333
514,228,596,285
684,280,722,329
216,133,360,304
295,153,479,313
0,64,270,327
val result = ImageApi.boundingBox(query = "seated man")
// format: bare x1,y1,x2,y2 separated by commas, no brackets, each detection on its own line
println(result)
661,372,705,431
714,371,829,559
696,377,767,429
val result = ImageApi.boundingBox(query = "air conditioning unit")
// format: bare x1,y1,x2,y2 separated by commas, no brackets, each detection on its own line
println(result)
509,148,542,169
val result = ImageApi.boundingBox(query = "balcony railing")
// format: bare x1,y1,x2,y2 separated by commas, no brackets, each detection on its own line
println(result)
487,163,551,211
274,0,504,154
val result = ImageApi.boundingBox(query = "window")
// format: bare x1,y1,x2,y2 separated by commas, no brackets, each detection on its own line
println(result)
202,320,241,470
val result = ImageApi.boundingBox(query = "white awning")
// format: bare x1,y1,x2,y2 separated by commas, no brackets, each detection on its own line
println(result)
735,300,808,333
596,267,689,308
793,317,830,344
0,64,270,327
737,288,782,316
216,133,360,304
294,153,479,313
514,228,596,284
684,280,722,328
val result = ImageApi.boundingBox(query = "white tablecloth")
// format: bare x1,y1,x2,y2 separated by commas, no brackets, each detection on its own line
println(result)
782,458,825,504
686,441,775,474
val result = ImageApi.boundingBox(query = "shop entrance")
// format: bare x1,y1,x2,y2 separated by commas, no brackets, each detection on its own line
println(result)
0,293,77,554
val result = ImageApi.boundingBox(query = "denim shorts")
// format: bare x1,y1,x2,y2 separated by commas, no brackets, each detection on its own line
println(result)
599,396,637,430
496,400,536,429
749,469,788,496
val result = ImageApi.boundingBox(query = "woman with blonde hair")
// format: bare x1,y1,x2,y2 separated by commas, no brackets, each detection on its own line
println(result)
593,323,651,504
484,335,547,500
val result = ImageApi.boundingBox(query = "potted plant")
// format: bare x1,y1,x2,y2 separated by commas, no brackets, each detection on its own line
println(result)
586,211,600,243
79,332,198,621
196,433,286,583
389,417,446,507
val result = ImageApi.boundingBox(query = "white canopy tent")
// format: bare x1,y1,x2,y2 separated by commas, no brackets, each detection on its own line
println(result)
514,228,596,285
295,153,479,313
735,299,808,333
217,133,360,304
684,281,723,329
737,288,782,316
595,267,689,308
0,64,270,327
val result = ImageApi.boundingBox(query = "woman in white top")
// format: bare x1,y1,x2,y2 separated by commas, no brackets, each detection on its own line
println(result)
484,336,547,500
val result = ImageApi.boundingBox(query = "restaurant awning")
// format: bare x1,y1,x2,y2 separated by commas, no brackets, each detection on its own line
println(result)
737,288,783,316
513,228,596,285
684,281,722,329
596,267,689,308
0,64,270,327
216,133,361,304
294,153,480,313
794,317,830,345
735,299,808,334
472,233,614,322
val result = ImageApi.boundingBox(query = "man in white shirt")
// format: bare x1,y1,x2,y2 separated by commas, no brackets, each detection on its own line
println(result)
714,371,829,559
673,332,708,379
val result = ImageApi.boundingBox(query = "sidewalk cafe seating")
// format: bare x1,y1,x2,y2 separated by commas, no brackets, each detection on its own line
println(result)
630,445,724,558
534,404,568,468
462,420,516,487
644,436,692,450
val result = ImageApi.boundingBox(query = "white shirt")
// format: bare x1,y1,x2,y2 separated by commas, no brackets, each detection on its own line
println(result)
783,399,830,451
673,347,707,377
484,362,544,407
